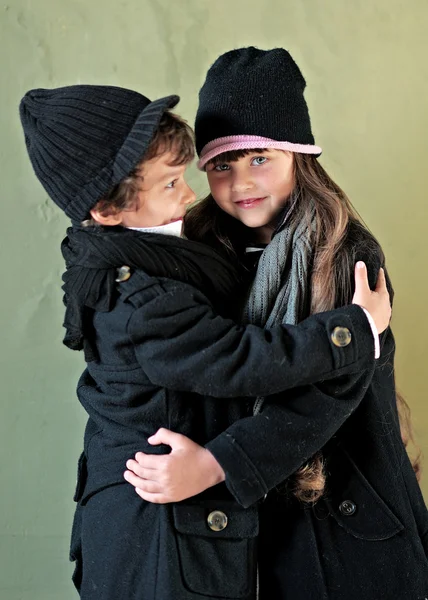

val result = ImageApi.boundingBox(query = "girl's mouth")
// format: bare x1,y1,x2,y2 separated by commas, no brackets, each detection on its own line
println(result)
235,197,266,209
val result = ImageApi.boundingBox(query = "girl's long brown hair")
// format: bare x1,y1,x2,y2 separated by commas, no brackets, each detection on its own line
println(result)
184,150,421,502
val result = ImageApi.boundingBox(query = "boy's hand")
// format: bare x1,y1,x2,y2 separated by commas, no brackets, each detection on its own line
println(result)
352,262,391,334
123,428,226,503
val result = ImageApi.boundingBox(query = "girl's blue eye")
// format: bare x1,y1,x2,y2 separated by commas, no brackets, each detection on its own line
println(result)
214,164,230,172
251,156,267,166
166,179,177,188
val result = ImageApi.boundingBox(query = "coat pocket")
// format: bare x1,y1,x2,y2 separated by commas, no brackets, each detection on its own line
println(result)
172,501,258,599
324,445,404,541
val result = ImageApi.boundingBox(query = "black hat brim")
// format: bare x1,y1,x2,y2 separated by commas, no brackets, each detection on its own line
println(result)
111,94,180,180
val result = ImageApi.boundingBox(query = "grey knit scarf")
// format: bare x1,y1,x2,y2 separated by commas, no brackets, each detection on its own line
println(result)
244,200,316,414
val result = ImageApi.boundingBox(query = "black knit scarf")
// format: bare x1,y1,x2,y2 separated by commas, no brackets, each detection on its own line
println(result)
61,225,241,361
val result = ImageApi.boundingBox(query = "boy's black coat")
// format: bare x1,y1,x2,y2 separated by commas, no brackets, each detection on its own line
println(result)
69,227,428,599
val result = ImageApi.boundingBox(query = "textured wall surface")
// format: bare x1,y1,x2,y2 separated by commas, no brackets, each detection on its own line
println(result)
1,1,428,597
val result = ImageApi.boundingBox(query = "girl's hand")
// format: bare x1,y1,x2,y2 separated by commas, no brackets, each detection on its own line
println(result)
123,428,226,503
352,261,391,333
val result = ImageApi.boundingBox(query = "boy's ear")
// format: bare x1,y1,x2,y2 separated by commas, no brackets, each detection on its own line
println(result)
90,207,123,226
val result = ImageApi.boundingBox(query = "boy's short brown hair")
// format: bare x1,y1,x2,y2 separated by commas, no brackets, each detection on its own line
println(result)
88,111,194,220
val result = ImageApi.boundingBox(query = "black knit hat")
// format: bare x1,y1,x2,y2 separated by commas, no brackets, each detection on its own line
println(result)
195,47,321,170
19,85,179,221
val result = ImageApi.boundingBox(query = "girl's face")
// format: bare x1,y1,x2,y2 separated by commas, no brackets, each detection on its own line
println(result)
206,149,295,242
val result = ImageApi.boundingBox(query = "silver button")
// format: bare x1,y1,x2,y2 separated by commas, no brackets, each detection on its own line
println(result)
207,510,228,532
331,327,352,347
115,265,131,282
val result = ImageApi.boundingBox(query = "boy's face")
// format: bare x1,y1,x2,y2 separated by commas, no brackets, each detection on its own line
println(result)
119,151,196,229
206,149,295,243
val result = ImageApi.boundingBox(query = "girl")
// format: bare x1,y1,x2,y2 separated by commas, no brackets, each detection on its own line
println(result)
126,47,428,599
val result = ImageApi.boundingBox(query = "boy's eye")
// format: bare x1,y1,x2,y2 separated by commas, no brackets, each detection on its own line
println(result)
251,156,267,166
166,179,178,188
214,163,230,172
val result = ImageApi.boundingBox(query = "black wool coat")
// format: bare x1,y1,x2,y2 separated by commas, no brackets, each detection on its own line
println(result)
206,324,428,600
200,242,428,600
70,258,377,599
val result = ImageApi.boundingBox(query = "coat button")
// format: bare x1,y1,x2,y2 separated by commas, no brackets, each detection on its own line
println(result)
115,265,131,282
207,510,228,532
339,500,357,516
331,327,352,347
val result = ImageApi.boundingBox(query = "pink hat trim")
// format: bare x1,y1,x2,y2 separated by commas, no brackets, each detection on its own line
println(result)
197,135,322,170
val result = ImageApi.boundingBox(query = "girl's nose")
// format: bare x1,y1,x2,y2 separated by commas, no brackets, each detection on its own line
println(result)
231,172,254,193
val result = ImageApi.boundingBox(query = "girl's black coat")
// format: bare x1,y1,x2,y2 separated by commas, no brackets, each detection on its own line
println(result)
70,235,428,600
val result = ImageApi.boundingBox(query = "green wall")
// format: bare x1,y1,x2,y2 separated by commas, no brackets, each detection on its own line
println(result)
1,1,428,597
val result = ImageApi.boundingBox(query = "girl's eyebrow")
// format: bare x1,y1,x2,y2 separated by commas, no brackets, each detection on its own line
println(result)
209,149,271,167
209,157,233,167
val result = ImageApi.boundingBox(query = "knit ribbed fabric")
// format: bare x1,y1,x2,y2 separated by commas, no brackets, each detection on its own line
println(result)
19,85,179,222
195,47,320,162
244,199,317,414
244,202,315,328
61,225,241,360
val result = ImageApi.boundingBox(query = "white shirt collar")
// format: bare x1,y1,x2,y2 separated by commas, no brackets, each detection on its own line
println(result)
128,219,183,237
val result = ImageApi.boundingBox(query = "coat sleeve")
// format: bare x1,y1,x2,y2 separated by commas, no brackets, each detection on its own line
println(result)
126,279,375,398
206,366,375,507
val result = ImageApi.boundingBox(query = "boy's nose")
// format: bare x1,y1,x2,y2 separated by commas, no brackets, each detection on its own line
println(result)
183,184,196,205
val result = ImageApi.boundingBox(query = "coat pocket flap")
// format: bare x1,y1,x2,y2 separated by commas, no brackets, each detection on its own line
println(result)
173,501,259,539
325,446,404,541
77,459,129,505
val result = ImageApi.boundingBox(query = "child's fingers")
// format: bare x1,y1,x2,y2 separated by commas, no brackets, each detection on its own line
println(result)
375,267,387,294
134,452,167,469
124,470,162,491
354,261,370,294
123,469,144,487
126,460,158,481
135,487,170,504
148,427,186,447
